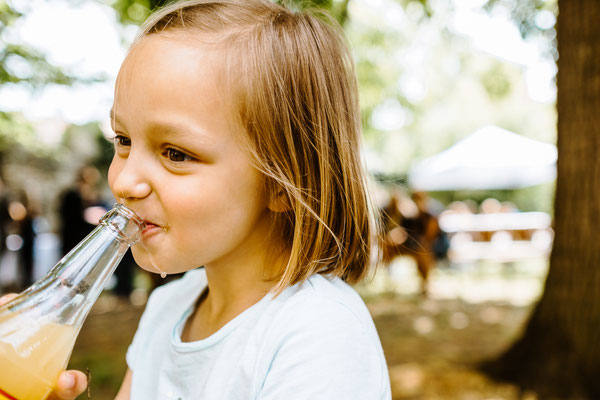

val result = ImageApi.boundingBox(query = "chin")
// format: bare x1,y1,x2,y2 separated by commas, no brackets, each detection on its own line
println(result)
132,259,165,275
130,248,163,272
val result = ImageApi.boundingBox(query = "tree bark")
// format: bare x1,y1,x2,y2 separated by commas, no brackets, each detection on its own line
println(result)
482,1,600,398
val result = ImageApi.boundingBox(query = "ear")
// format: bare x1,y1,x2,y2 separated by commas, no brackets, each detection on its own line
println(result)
268,190,290,213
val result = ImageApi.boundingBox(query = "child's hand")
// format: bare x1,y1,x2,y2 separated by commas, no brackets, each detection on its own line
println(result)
0,293,18,304
0,294,88,400
49,371,88,400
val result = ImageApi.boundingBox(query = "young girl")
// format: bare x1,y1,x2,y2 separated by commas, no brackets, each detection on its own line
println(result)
28,0,391,398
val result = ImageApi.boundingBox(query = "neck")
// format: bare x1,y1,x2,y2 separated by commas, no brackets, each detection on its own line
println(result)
202,264,272,318
201,247,288,320
181,244,291,342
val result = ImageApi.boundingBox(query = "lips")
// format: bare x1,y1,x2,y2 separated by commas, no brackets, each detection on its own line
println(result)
143,222,158,233
132,213,165,237
121,205,165,238
140,221,164,240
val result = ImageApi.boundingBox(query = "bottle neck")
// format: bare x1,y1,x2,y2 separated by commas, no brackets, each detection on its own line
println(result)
3,221,131,326
0,204,143,327
53,225,131,325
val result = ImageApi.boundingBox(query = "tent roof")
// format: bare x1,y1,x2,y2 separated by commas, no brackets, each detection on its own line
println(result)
408,125,557,191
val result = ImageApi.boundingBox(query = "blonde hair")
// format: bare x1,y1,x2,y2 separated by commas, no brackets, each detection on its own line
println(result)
137,0,376,293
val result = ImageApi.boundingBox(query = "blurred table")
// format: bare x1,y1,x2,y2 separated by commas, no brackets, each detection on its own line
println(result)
439,212,553,263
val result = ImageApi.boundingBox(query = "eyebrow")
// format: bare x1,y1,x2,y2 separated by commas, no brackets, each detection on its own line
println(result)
148,121,216,147
109,109,216,148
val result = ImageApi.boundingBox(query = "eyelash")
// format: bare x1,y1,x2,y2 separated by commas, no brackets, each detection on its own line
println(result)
112,135,196,163
113,134,131,147
161,148,196,163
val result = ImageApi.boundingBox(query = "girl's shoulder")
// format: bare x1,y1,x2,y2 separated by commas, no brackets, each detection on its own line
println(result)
256,275,391,399
276,273,369,315
264,273,378,341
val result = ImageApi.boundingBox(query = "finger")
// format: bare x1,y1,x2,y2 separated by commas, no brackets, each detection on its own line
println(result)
51,371,88,400
0,293,17,306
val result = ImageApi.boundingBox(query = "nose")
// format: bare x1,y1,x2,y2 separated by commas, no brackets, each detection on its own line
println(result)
109,155,152,202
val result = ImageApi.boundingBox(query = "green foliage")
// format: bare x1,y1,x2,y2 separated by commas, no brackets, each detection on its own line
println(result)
350,0,556,183
0,1,78,87
484,0,557,37
108,0,349,25
481,64,512,100
397,0,433,18
0,0,21,28
0,44,76,86
0,112,35,152
0,0,557,214
108,0,156,25
484,0,558,59
0,1,94,161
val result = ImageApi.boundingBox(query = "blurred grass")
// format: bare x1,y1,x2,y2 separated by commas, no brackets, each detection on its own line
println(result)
67,297,142,399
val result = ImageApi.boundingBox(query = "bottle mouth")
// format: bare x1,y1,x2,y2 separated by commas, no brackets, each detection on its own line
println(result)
100,204,147,244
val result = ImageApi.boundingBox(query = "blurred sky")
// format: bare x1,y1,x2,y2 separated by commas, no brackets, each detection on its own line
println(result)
0,0,556,126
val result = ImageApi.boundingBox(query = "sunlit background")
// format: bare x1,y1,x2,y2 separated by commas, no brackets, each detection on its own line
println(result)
0,0,557,291
0,0,559,398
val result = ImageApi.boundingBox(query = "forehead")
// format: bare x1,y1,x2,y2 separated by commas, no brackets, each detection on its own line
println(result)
115,34,233,120
118,33,226,92
113,34,246,148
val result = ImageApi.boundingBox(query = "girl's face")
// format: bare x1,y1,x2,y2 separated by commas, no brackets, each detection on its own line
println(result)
108,34,272,275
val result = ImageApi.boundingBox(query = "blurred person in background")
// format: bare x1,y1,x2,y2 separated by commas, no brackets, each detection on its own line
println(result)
58,165,103,256
381,190,443,295
59,165,139,300
17,194,35,289
114,250,137,300
6,192,36,290
480,197,502,214
403,191,443,294
0,179,10,271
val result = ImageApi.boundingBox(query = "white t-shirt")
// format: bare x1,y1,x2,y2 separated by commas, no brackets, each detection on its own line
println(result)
126,268,391,399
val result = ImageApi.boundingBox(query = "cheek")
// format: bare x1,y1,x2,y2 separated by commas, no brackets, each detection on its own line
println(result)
161,169,267,234
163,187,239,236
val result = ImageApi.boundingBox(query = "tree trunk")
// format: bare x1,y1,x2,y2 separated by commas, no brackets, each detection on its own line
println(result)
482,1,600,398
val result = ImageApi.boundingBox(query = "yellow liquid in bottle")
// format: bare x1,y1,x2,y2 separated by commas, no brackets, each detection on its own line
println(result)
0,319,77,400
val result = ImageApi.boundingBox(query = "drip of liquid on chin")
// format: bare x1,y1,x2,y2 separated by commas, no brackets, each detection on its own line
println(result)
115,193,168,279
137,240,168,279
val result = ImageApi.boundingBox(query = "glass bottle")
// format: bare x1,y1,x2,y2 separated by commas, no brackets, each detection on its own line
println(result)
0,203,145,400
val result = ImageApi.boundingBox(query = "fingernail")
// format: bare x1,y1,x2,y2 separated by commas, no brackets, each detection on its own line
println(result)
0,294,14,303
59,373,76,389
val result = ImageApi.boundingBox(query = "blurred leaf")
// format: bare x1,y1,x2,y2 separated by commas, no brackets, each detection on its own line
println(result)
0,3,83,88
0,112,35,151
0,44,78,87
484,0,557,38
108,0,153,25
109,0,349,25
481,64,512,100
0,0,22,27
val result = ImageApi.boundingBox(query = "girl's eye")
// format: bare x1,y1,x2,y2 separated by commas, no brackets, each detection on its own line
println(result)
163,148,194,163
113,135,131,147
113,135,131,157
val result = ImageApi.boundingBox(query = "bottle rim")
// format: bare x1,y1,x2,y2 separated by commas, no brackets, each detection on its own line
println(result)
112,203,146,228
100,203,146,244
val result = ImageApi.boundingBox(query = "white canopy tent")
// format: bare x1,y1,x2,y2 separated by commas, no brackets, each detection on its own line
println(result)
408,125,557,191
